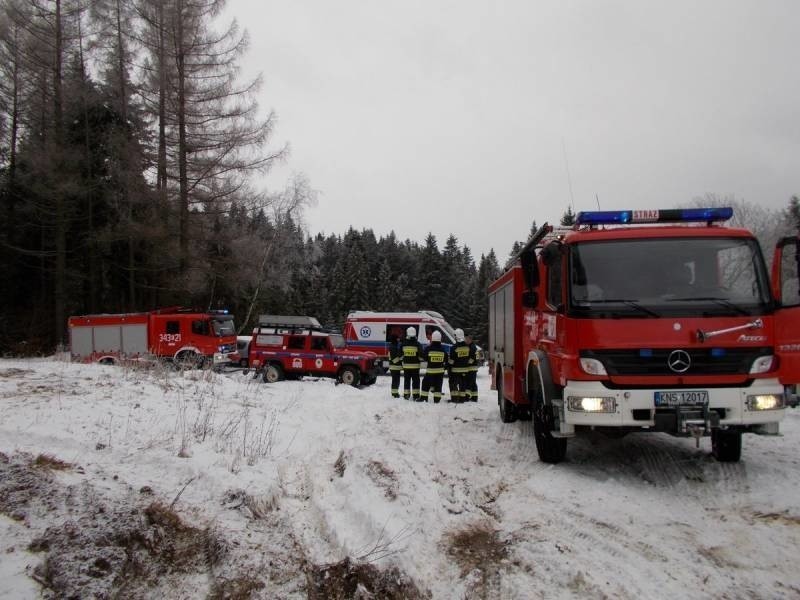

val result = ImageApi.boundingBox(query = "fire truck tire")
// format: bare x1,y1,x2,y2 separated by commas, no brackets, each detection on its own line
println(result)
339,366,360,387
497,376,517,423
175,350,203,370
711,428,742,462
263,363,284,383
529,361,567,464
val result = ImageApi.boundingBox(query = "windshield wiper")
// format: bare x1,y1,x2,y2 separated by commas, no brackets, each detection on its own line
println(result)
665,297,751,316
577,299,660,318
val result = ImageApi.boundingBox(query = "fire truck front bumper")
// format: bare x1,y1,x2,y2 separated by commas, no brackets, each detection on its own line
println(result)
558,379,786,436
213,351,240,365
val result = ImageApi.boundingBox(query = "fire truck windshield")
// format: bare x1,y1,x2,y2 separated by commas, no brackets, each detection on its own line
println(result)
569,237,771,317
330,333,346,349
211,317,235,336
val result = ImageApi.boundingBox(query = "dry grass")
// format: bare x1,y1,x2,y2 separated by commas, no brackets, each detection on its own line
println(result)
32,453,72,471
334,450,347,477
307,557,425,600
208,576,266,600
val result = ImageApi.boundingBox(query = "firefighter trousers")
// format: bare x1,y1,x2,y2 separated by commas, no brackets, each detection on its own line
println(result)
389,368,402,398
465,370,478,401
421,373,444,403
449,371,467,402
403,369,420,400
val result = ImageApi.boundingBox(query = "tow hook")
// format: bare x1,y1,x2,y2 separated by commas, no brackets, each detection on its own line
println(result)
686,423,705,448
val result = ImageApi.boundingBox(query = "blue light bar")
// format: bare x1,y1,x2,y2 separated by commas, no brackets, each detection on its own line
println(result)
575,207,733,226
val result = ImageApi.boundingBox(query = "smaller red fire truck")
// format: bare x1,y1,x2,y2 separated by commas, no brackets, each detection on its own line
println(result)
489,207,800,463
68,307,240,367
248,315,380,386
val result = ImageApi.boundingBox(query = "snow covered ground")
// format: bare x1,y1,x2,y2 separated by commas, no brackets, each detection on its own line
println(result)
1,357,799,599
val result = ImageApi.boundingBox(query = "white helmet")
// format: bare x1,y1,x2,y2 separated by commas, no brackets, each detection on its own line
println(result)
406,326,416,338
455,328,465,342
431,330,442,342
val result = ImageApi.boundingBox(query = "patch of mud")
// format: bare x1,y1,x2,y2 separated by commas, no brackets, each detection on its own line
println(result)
441,521,509,597
0,368,35,378
307,557,426,600
365,460,398,500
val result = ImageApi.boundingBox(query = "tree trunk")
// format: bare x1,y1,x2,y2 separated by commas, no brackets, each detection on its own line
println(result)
53,0,66,344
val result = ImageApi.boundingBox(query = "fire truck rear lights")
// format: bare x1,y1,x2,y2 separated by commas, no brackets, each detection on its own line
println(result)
575,207,733,226
567,396,617,413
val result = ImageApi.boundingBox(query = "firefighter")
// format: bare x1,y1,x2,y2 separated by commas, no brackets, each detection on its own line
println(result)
400,326,423,401
449,328,470,403
464,333,479,402
388,332,403,398
421,330,447,403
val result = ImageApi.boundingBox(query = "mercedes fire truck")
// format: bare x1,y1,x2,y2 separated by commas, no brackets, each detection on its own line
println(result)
488,207,799,463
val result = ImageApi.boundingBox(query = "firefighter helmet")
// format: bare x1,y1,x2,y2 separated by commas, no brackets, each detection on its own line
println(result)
431,330,442,342
455,328,465,342
406,326,416,338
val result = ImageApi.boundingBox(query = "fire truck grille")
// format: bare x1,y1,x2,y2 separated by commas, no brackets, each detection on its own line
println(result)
581,347,772,376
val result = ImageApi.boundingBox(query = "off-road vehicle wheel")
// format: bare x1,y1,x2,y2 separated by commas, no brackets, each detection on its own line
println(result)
263,363,284,383
339,366,360,386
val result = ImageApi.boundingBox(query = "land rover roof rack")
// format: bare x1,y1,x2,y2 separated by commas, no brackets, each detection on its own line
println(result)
258,315,322,329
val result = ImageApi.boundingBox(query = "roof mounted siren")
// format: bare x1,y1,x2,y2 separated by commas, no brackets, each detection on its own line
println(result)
575,207,733,228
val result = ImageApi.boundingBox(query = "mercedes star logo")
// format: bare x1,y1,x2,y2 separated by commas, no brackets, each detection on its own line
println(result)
667,349,691,373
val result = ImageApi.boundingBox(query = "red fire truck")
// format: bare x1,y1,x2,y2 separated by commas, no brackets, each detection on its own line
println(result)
68,307,240,367
488,207,800,463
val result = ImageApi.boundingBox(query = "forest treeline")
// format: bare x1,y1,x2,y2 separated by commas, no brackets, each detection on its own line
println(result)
0,1,798,354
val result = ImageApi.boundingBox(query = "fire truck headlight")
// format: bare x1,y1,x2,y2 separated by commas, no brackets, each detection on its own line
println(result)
567,396,616,413
749,355,774,374
579,358,607,376
746,394,783,411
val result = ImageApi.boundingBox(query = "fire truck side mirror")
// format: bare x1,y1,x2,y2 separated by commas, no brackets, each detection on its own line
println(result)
521,249,539,288
540,242,561,266
522,291,538,308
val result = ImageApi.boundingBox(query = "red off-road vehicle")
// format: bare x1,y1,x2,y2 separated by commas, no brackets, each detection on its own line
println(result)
248,315,379,386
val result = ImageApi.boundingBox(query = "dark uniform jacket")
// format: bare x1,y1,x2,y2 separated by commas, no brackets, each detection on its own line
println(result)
400,338,423,369
449,341,473,373
388,338,403,371
423,342,448,374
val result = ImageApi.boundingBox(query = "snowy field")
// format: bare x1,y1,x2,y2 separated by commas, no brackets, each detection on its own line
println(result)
1,357,799,599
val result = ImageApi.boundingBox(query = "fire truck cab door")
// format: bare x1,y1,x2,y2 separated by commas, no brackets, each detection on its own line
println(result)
772,236,800,385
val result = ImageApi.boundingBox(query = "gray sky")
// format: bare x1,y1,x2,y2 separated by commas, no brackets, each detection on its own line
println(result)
226,0,800,260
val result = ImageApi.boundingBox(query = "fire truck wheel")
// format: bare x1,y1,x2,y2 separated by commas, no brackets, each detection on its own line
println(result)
175,351,203,370
529,364,567,463
263,363,284,383
711,428,742,462
498,380,517,423
533,403,566,463
339,366,360,387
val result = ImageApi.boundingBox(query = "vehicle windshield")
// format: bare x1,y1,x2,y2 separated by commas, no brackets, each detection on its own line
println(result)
330,333,346,349
569,237,771,317
211,317,236,336
439,321,457,341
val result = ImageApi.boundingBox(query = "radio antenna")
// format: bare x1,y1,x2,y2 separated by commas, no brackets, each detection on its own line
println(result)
595,193,601,210
562,137,575,214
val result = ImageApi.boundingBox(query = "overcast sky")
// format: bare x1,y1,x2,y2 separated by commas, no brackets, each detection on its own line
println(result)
225,0,800,260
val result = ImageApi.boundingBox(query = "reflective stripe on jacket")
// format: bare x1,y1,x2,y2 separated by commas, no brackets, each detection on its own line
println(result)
423,343,447,374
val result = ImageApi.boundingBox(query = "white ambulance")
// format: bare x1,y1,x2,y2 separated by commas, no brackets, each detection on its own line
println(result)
344,310,458,368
